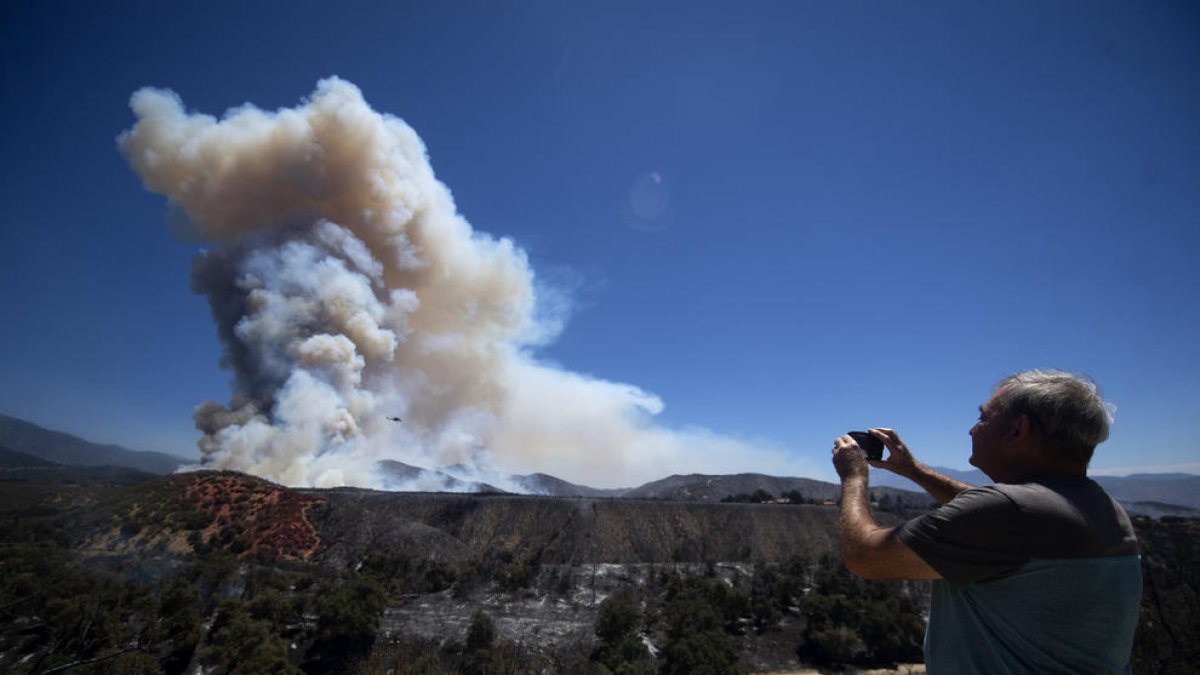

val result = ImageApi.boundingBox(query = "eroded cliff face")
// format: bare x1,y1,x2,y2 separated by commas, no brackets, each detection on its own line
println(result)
76,471,860,567
306,490,860,568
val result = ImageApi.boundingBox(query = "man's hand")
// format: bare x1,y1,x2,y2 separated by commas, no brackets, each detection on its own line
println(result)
866,427,974,505
866,427,919,479
832,434,870,482
832,430,942,580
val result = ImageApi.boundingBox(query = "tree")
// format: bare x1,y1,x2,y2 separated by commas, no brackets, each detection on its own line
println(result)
306,574,387,671
807,626,865,665
593,590,655,674
150,577,204,672
660,577,741,675
200,599,300,675
782,489,806,504
462,610,496,675
595,590,640,646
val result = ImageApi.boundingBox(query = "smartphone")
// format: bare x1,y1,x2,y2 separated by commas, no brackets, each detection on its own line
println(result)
847,431,885,461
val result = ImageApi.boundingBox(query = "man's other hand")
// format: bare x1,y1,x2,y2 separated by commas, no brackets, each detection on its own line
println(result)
867,428,919,479
832,435,870,482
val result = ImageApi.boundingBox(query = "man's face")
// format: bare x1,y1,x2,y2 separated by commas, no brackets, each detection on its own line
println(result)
969,390,1013,478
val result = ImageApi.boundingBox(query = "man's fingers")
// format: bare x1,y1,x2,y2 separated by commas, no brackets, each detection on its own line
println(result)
833,434,857,449
869,427,906,450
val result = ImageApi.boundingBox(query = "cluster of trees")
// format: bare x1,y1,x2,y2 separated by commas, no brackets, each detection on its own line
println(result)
718,488,923,511
0,538,397,674
0,490,452,675
584,555,925,674
720,489,810,504
791,556,925,666
356,610,550,675
449,548,542,599
590,574,747,674
1130,516,1200,674
870,492,917,515
718,488,923,515
356,555,926,674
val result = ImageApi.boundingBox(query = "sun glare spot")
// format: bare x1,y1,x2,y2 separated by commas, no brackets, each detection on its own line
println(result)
624,170,672,231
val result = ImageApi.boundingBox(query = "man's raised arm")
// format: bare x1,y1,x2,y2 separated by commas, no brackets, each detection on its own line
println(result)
832,434,940,580
866,428,973,505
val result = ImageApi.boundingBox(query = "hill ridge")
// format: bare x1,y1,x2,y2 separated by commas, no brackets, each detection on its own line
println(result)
0,412,187,474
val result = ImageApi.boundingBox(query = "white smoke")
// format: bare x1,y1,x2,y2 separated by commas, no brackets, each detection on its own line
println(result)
119,78,810,489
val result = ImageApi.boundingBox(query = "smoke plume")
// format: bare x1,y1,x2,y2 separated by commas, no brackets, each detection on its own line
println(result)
119,78,806,489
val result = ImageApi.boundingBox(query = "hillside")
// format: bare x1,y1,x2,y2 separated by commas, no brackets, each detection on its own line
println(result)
871,465,1200,515
625,472,933,509
46,471,854,567
510,472,630,498
0,445,58,467
308,488,855,567
0,412,186,473
1095,474,1200,511
0,444,159,485
1,468,1197,674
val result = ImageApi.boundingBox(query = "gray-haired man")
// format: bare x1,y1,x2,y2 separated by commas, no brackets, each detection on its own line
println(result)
831,370,1141,674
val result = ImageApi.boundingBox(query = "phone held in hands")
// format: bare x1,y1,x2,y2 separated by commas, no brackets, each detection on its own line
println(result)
847,431,884,461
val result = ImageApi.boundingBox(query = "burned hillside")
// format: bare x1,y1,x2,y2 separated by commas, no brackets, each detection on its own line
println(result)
2,467,1198,673
307,488,855,568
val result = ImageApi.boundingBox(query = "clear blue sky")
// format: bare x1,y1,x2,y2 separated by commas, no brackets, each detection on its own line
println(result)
1,1,1197,480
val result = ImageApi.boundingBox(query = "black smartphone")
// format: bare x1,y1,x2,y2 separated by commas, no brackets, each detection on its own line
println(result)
848,431,885,461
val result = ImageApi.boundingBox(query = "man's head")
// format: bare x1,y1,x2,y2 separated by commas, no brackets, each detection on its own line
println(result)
970,370,1113,479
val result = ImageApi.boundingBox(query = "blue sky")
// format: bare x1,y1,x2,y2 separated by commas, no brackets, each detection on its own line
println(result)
1,1,1197,480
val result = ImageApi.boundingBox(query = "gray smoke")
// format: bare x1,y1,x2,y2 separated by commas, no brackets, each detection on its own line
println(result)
119,78,810,489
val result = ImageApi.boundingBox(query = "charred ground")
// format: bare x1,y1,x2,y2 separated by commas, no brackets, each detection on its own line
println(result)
0,467,1196,674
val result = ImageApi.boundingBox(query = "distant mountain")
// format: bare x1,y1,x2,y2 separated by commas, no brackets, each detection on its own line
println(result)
376,460,506,493
510,472,631,498
0,443,157,485
400,465,630,497
1117,473,1199,480
1121,501,1200,519
0,445,59,468
867,466,986,491
379,466,937,510
1094,475,1200,510
0,413,187,474
6,410,1197,515
867,465,1200,511
0,463,159,486
626,473,825,501
624,472,933,509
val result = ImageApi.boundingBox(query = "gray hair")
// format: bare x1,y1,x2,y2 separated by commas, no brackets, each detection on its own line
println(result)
991,370,1115,466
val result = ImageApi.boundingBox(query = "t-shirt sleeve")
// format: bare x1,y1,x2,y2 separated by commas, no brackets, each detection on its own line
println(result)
897,486,1031,585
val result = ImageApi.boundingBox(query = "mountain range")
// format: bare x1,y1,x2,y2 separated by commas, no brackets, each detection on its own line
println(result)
0,412,187,473
2,412,1196,517
870,464,1200,514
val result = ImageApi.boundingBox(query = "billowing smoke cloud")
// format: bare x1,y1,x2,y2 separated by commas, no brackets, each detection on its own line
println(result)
119,78,811,489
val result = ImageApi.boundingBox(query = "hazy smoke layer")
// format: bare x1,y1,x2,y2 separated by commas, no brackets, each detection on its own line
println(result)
119,78,806,489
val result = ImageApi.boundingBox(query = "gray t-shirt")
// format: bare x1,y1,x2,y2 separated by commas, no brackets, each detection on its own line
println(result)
897,477,1141,674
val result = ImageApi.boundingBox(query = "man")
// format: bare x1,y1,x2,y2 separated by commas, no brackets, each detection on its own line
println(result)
831,370,1141,674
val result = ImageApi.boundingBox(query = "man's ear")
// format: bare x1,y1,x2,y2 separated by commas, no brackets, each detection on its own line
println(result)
1010,414,1032,440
